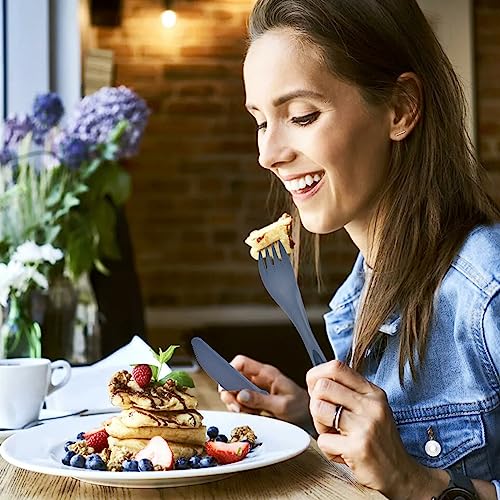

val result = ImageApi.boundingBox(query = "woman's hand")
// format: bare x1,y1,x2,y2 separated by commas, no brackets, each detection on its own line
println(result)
218,355,311,427
306,360,449,499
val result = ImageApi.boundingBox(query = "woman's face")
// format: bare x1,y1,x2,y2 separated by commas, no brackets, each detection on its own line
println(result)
243,30,393,239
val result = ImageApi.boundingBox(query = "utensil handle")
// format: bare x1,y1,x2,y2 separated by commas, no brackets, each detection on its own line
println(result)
289,305,327,366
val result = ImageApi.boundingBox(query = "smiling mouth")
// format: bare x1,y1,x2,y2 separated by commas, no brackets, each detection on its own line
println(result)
282,172,325,194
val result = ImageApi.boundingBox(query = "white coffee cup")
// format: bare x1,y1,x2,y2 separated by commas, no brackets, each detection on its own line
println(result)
0,358,71,429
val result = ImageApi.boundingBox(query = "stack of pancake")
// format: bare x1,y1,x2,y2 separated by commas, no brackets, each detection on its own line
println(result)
105,370,206,459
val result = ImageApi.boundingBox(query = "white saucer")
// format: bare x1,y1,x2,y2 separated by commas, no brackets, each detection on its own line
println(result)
0,410,77,444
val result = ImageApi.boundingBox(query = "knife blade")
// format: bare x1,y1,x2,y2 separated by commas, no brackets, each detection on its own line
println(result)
191,337,268,395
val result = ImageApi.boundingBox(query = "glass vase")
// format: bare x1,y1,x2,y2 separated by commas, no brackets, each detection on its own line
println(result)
0,293,42,358
40,273,101,365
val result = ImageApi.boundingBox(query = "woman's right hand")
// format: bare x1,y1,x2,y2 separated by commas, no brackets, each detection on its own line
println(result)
218,355,310,427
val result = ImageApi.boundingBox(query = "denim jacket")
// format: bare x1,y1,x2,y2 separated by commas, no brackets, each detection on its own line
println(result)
324,224,500,495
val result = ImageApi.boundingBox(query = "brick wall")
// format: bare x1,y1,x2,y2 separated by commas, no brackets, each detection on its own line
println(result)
88,0,500,334
476,0,500,205
88,0,355,323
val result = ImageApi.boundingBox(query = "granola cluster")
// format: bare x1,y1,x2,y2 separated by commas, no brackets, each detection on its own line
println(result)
230,426,257,445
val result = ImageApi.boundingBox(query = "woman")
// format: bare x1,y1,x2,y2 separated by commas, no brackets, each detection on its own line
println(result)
219,0,500,498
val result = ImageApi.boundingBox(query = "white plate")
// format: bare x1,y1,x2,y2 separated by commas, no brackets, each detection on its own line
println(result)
0,410,311,488
0,410,78,444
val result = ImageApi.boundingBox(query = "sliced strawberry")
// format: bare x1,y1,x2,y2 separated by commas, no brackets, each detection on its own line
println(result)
136,436,174,470
84,429,109,453
83,426,105,439
132,364,152,388
205,440,250,465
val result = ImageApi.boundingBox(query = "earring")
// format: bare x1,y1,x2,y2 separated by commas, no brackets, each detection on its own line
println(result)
395,130,406,137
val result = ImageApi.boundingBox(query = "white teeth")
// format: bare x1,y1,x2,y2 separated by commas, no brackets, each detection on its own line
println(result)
283,173,323,192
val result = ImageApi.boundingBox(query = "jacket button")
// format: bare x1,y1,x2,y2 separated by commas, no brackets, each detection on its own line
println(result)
424,439,442,457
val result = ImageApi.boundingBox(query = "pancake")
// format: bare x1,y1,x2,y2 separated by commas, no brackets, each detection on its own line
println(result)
105,416,206,445
108,370,198,411
108,436,203,459
118,407,203,429
244,213,294,260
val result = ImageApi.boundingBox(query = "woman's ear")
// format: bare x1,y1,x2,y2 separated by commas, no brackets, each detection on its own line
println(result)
389,72,423,141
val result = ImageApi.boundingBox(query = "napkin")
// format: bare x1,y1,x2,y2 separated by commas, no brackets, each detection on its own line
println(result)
45,336,171,411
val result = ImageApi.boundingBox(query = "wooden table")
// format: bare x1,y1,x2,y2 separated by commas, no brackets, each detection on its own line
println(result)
0,371,385,499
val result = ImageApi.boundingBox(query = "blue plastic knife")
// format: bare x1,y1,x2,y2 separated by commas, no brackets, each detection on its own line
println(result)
191,337,268,395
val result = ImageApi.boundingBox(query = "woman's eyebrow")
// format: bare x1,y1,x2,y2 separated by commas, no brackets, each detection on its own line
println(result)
245,89,329,111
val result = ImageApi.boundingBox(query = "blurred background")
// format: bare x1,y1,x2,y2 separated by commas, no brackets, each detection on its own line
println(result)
1,0,499,386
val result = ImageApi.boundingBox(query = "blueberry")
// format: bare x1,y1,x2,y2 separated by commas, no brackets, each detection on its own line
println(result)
76,431,85,440
200,456,217,468
62,450,75,466
70,454,86,468
206,426,219,439
137,458,154,472
122,459,139,472
189,455,201,469
175,457,190,470
215,434,228,443
85,454,107,471
64,440,75,452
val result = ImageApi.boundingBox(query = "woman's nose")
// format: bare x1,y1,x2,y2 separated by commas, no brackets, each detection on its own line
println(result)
258,129,296,170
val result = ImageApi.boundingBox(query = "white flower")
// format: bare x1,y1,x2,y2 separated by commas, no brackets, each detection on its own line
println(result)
0,258,52,307
11,241,43,263
26,268,49,289
11,241,63,264
39,244,63,264
0,261,30,306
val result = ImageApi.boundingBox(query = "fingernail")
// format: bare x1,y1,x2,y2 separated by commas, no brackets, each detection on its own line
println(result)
238,390,251,403
228,403,240,413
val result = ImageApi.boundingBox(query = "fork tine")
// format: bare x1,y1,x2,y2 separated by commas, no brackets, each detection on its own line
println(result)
258,250,268,272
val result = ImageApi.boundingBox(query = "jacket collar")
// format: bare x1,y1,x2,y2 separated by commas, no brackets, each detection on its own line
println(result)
328,252,401,336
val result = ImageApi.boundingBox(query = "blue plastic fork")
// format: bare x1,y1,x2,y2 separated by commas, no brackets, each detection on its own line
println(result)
258,241,328,366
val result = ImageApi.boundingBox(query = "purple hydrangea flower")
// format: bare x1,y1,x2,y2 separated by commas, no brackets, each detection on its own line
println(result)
2,114,34,149
0,147,16,165
65,86,150,159
32,93,64,145
56,135,90,170
33,93,64,128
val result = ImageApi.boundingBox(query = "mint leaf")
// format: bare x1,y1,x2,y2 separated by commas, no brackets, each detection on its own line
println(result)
150,364,159,381
161,371,195,388
161,345,179,365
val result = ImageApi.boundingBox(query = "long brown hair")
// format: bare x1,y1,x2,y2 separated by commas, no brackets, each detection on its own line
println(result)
248,0,500,381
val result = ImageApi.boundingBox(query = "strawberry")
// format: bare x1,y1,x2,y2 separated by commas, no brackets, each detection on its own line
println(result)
132,364,152,388
84,429,109,453
205,440,250,465
136,436,174,470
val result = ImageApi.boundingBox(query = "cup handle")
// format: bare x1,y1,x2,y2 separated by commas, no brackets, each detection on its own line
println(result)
47,360,72,396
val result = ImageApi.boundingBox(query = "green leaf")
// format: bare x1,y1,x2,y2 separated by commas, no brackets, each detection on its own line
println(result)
80,158,103,180
150,364,159,381
45,225,61,244
108,120,129,143
103,143,120,161
161,345,180,364
161,371,195,389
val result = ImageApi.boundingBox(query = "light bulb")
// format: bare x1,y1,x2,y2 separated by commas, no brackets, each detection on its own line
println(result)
161,9,177,28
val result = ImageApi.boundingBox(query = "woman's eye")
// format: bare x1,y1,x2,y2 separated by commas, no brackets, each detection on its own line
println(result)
256,121,267,131
291,111,320,127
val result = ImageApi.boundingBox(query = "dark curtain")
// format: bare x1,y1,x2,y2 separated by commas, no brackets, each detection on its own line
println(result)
90,208,146,356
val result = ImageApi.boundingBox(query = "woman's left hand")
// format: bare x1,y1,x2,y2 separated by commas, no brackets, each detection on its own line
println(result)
306,360,447,499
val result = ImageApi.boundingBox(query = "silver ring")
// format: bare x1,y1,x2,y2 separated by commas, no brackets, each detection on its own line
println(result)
333,405,344,432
